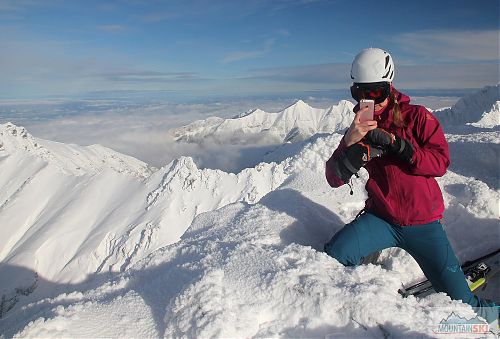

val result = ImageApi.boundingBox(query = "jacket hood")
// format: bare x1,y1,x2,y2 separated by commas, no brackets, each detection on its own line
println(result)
391,87,411,105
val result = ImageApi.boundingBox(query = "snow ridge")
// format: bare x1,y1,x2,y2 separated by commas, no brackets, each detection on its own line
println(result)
172,100,355,144
0,122,152,178
0,125,290,297
434,84,500,128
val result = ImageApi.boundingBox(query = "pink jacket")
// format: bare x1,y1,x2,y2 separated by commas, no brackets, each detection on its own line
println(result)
326,89,450,226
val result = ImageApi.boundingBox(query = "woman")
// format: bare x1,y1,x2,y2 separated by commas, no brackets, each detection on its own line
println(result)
324,48,497,322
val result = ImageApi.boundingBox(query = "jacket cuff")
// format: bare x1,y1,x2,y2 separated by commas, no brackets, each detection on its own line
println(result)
338,136,348,152
325,159,346,187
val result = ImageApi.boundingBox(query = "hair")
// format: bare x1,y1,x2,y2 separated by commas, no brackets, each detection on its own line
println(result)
389,90,405,128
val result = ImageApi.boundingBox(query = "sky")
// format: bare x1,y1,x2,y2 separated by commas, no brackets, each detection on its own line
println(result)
0,0,499,100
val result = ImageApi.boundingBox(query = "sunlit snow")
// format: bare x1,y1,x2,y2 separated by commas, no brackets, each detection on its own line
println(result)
0,85,499,337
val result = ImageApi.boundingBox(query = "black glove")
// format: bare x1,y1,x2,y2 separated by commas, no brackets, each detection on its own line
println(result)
365,128,414,164
329,141,385,183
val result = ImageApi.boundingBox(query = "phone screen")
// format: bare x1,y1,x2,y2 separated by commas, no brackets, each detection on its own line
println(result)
359,99,374,122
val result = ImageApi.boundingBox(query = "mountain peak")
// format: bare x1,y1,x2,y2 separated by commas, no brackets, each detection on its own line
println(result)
285,99,310,110
0,122,47,155
433,84,500,128
172,100,355,144
0,122,152,178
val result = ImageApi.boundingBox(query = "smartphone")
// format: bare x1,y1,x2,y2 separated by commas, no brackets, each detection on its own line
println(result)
359,99,375,123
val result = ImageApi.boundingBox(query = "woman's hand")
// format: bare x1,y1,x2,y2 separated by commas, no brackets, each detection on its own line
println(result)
344,107,378,147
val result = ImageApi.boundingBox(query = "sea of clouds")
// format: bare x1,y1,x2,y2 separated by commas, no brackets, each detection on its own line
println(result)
0,95,460,172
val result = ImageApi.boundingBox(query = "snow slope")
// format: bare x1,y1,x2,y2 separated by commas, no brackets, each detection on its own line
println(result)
172,99,355,144
433,84,500,129
2,132,498,338
0,123,287,297
0,86,499,337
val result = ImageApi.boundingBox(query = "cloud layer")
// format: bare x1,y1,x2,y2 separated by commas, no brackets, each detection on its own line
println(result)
394,30,500,62
0,96,461,172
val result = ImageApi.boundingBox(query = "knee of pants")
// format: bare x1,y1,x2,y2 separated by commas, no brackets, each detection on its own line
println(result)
324,239,359,266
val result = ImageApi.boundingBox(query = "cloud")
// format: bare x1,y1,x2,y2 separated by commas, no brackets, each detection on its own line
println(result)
0,0,17,11
247,28,500,86
0,0,38,12
222,35,280,64
393,29,500,62
0,100,217,168
97,3,119,11
395,63,499,89
0,0,62,16
0,98,340,171
140,11,177,22
0,95,464,173
0,93,465,173
223,51,265,63
248,63,351,85
247,62,499,89
99,71,203,83
0,30,207,97
258,0,331,12
276,29,290,37
98,24,127,33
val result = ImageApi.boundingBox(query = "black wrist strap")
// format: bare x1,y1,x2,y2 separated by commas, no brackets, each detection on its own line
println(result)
398,138,406,154
342,155,358,174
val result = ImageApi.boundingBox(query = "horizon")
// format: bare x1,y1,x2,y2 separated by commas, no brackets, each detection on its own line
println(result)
0,0,499,101
0,86,490,103
0,84,497,172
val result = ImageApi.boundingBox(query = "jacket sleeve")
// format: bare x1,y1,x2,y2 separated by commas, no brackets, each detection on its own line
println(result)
326,103,360,187
409,107,450,177
325,137,348,187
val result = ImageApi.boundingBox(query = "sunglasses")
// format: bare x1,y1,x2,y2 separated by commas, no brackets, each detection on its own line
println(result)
350,82,390,104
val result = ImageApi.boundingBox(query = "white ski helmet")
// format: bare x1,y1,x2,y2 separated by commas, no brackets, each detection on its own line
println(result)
350,48,394,83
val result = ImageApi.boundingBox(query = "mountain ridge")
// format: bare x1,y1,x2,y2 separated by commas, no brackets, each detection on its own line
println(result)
433,84,500,129
0,124,301,291
0,122,153,178
173,86,500,146
172,99,356,144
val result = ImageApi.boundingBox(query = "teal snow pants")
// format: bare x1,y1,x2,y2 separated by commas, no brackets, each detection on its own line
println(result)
324,212,498,323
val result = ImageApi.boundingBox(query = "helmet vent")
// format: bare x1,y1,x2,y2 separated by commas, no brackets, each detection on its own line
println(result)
385,55,390,68
382,65,392,79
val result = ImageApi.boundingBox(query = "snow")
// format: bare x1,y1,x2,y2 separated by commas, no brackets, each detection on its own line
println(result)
433,84,500,129
0,122,153,178
172,99,355,144
0,86,499,337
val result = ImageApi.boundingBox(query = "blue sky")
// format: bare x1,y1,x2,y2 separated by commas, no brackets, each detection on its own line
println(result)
0,0,498,100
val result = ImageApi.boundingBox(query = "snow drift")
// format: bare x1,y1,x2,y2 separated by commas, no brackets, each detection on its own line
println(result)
433,84,500,129
0,86,499,337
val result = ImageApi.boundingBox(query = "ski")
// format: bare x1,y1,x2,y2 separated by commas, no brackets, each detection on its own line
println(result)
399,248,500,298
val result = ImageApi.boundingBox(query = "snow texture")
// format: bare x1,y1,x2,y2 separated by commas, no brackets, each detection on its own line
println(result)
0,86,499,338
172,99,355,144
433,84,500,129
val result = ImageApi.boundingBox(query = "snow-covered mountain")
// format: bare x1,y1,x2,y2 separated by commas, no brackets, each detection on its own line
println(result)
0,122,152,178
434,84,500,129
173,85,500,147
0,86,499,337
172,99,355,144
0,122,289,290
